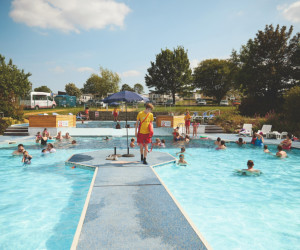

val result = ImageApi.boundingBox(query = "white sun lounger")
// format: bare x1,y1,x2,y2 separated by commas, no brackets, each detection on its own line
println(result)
239,124,253,136
258,125,272,136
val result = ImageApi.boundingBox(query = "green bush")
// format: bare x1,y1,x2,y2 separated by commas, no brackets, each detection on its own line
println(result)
284,86,300,122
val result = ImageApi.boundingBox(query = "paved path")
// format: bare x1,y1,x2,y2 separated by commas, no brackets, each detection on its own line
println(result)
67,149,209,250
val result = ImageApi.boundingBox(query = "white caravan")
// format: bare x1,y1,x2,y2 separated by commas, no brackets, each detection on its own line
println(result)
20,92,56,109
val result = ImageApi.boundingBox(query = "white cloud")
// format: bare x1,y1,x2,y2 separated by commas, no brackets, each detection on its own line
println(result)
77,67,95,73
190,59,199,70
50,66,65,73
278,1,300,23
119,70,141,78
10,0,131,33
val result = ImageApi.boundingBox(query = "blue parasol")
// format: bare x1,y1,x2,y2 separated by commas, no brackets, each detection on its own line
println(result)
104,91,149,157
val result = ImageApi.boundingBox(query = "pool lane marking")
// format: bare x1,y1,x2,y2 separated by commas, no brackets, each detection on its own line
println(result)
93,184,161,187
71,166,98,250
150,165,213,250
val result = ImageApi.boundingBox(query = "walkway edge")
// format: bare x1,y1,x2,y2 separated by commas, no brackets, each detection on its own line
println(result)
71,167,98,250
150,166,213,250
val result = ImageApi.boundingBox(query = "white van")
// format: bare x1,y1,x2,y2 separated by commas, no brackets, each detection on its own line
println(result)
20,92,56,110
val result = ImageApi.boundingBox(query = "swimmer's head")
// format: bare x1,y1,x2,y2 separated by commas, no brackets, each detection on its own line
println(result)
72,140,76,144
277,145,283,151
186,135,190,139
179,154,184,159
181,147,185,152
156,138,161,142
247,160,254,167
23,150,28,156
217,137,221,142
17,144,24,152
264,145,268,149
42,149,46,153
220,140,225,145
238,138,243,143
131,138,135,142
48,143,54,149
161,139,165,143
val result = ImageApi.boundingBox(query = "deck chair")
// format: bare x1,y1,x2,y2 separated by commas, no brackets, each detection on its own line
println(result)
239,124,253,136
257,125,272,136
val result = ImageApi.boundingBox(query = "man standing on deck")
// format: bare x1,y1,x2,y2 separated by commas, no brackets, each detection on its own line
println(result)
135,103,154,164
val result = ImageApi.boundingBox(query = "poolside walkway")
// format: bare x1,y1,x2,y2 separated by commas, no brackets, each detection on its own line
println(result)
67,149,209,250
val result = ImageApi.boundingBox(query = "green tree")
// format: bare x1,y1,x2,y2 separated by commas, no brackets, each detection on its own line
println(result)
121,84,134,92
0,54,32,118
233,24,300,114
83,67,120,97
193,59,235,103
145,46,193,104
284,86,300,122
133,83,144,94
65,83,82,98
34,85,52,93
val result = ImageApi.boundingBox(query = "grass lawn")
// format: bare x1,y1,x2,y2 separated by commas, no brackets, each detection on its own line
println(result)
23,105,235,118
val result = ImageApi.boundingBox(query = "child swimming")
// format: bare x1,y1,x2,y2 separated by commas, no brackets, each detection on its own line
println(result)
22,151,32,164
130,138,135,148
263,145,270,153
178,154,187,166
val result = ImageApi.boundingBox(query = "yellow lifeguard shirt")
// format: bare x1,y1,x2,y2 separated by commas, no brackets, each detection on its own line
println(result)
184,114,191,121
137,111,154,134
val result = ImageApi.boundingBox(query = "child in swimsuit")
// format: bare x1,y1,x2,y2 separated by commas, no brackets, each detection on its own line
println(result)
130,138,135,148
36,132,42,143
178,154,187,165
22,151,32,164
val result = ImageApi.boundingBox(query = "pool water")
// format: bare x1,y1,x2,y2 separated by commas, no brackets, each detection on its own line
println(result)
154,140,300,250
76,121,156,128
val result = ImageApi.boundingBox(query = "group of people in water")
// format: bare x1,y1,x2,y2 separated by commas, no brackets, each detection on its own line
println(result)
13,128,78,165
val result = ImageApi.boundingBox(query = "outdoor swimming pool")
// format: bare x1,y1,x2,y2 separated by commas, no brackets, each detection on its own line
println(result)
154,140,300,250
1,136,299,249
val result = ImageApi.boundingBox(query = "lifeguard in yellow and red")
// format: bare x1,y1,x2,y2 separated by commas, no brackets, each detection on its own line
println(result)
135,103,154,164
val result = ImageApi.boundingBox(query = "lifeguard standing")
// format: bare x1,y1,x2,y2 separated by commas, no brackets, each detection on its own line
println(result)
135,103,154,164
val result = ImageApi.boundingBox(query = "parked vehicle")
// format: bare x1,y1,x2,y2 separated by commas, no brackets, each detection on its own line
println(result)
20,92,56,109
220,100,229,106
54,95,76,107
95,100,107,108
196,99,207,105
232,100,241,106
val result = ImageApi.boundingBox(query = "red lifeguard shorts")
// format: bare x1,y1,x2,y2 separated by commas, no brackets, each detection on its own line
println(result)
137,133,152,145
185,120,191,126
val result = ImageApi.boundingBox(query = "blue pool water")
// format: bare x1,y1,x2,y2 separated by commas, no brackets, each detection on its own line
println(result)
154,139,300,250
1,137,299,249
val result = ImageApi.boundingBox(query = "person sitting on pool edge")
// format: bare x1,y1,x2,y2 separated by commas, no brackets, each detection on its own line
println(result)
13,144,25,155
178,154,187,165
135,103,154,165
236,137,246,145
217,140,226,150
276,145,287,158
242,160,260,173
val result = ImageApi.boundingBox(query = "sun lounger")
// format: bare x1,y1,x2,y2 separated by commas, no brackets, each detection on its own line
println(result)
258,125,272,136
239,124,253,136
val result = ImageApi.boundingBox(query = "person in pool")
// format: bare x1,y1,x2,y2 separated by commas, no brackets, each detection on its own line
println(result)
160,139,166,148
22,151,32,164
236,137,246,145
41,132,48,146
47,143,56,153
103,136,110,141
254,132,264,146
250,134,256,145
214,137,221,146
176,147,186,155
217,140,226,150
263,145,270,153
35,132,42,143
55,131,63,140
13,144,25,155
71,140,77,144
63,132,71,139
242,160,260,173
281,134,292,150
130,138,135,148
178,154,187,165
276,145,287,158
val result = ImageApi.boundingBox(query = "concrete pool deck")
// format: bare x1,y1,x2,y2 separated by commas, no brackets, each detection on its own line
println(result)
66,149,210,250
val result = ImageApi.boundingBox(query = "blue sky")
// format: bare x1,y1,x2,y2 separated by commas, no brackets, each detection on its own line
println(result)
0,0,299,93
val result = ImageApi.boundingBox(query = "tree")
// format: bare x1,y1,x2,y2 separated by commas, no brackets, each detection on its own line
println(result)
34,85,52,93
121,84,134,92
193,59,235,103
284,86,300,122
133,83,144,94
145,46,193,104
0,54,32,118
233,24,300,114
65,83,82,98
82,67,120,97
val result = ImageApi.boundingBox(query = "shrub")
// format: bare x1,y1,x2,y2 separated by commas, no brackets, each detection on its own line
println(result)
284,86,300,122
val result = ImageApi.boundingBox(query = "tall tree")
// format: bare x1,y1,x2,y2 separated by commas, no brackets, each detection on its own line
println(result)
34,85,52,93
83,67,120,97
193,59,235,103
233,24,300,114
121,84,134,92
145,46,193,104
65,83,82,98
0,54,32,118
133,83,144,94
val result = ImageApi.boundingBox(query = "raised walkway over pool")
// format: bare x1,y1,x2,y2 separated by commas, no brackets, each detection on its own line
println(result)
67,149,210,250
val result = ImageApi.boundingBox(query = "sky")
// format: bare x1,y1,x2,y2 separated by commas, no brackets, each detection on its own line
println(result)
0,0,299,94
